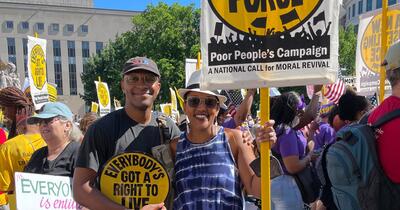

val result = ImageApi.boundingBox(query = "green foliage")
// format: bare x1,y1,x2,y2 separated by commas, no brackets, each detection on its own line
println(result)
339,24,357,76
81,3,200,107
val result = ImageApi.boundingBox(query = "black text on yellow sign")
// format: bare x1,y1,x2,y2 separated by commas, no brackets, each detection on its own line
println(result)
208,0,323,36
30,44,47,90
361,10,400,73
100,152,169,210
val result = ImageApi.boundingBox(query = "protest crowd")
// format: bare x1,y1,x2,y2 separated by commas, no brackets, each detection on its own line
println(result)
1,3,400,209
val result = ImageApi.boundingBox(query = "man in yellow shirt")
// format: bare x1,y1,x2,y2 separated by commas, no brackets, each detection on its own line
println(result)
0,87,46,210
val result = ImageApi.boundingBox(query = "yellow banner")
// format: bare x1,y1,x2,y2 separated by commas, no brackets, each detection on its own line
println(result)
160,103,172,116
91,102,99,113
174,87,184,110
169,88,177,111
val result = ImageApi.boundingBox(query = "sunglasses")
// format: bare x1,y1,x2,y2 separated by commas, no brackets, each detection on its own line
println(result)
186,96,219,109
38,117,60,126
125,73,158,85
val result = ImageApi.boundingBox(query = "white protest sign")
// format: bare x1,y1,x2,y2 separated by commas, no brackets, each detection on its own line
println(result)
185,59,199,87
355,5,399,96
14,172,82,210
27,36,49,109
95,81,111,116
200,0,340,90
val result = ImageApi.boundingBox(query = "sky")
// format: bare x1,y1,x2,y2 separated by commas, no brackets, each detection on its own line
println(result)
94,0,200,11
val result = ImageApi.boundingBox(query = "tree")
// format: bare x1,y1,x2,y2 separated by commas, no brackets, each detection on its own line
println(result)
81,3,200,108
339,24,357,76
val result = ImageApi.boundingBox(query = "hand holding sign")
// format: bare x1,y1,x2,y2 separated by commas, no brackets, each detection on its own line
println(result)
141,203,166,210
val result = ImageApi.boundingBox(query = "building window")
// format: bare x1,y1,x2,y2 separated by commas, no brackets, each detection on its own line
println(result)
96,42,103,54
36,22,44,31
348,8,351,19
66,24,74,32
50,23,59,32
6,21,13,29
367,0,372,11
358,1,363,14
7,38,16,65
389,0,396,5
80,25,88,33
376,0,382,9
352,4,356,17
23,38,28,77
67,40,77,95
67,41,75,57
69,63,77,95
53,40,61,57
82,41,90,58
21,21,29,30
54,60,63,95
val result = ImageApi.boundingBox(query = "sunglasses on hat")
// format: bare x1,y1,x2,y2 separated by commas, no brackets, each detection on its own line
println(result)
186,96,219,109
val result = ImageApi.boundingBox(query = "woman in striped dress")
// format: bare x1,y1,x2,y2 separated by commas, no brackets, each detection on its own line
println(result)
171,71,276,209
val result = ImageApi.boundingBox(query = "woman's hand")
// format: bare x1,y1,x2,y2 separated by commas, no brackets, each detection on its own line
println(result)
141,203,166,210
255,120,277,148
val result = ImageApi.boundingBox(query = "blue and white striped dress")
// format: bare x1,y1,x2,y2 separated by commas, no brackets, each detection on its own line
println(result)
173,127,244,210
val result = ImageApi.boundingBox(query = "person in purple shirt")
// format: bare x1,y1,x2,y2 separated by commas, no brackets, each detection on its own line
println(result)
218,89,257,129
270,92,317,210
308,103,336,152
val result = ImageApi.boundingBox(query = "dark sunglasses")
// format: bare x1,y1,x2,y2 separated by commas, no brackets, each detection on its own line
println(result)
125,73,158,85
186,96,219,109
38,117,60,126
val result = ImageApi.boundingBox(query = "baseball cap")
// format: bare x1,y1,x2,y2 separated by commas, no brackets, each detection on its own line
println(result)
27,102,73,124
178,71,227,109
382,40,400,71
122,57,160,77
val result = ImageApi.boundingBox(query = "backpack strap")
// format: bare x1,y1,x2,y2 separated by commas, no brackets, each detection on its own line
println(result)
154,111,171,144
371,109,400,129
320,143,333,186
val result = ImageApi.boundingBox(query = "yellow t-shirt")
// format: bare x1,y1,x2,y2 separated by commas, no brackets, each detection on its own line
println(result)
0,133,46,206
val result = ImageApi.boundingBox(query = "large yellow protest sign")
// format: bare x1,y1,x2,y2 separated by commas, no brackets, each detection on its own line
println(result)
361,9,400,73
209,0,323,36
100,153,169,210
30,45,47,90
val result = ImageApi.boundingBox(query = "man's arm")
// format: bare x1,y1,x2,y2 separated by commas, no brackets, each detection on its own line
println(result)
73,167,126,210
233,89,256,127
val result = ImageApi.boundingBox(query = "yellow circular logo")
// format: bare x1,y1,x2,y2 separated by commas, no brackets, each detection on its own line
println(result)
100,152,170,209
208,0,323,36
30,44,46,90
97,83,110,107
361,10,400,73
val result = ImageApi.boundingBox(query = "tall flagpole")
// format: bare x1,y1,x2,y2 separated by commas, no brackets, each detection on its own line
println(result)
380,0,388,103
260,87,271,210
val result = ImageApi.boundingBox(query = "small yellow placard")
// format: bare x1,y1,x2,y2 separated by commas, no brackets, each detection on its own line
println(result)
100,152,170,210
30,44,47,90
97,82,110,107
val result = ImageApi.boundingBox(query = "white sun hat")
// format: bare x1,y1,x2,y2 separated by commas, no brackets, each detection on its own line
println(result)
178,71,227,109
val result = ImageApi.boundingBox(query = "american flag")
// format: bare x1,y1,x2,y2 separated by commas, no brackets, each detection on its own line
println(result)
324,79,345,104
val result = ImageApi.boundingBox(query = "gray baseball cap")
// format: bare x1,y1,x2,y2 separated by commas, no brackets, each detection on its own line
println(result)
122,57,160,77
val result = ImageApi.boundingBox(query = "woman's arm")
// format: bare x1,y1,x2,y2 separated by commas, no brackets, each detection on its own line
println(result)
227,129,261,197
282,154,311,174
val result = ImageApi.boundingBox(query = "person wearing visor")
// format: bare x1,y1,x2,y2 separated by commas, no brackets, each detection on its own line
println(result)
171,71,276,209
73,57,180,210
24,102,80,177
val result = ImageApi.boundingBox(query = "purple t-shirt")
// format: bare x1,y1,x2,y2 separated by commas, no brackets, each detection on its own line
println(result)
272,126,307,174
313,122,335,151
222,117,237,129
